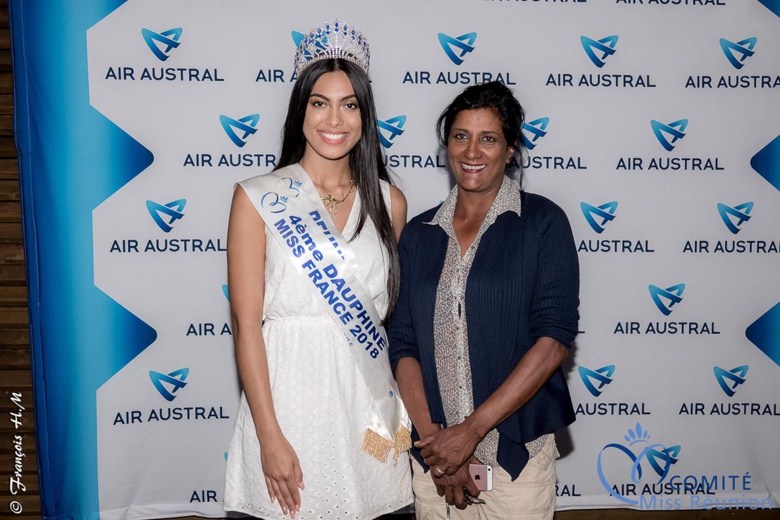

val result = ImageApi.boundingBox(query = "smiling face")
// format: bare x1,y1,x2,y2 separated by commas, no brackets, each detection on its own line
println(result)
302,71,362,166
447,108,514,196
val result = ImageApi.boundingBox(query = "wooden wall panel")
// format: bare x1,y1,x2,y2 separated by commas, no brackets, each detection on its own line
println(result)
0,2,773,519
0,2,37,518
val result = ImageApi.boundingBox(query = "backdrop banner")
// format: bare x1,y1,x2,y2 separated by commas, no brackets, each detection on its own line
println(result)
11,0,780,518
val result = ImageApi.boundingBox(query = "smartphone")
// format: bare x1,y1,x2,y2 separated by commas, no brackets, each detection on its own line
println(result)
468,463,493,492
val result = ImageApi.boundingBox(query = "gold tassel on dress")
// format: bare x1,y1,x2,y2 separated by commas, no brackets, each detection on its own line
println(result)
361,427,412,463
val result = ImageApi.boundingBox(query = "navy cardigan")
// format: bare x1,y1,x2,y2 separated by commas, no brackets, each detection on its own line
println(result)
388,190,579,479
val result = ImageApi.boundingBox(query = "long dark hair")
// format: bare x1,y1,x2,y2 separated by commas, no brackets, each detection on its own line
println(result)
436,81,526,183
276,58,400,322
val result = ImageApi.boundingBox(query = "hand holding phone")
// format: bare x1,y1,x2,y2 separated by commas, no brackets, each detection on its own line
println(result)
468,463,493,492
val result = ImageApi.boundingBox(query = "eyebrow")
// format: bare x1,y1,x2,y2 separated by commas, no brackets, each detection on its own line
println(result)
450,127,500,135
309,93,358,102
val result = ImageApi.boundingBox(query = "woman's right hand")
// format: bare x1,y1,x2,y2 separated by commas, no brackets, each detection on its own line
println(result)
260,433,305,518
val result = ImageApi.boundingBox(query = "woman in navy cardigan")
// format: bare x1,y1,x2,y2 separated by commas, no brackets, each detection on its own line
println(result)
388,82,579,519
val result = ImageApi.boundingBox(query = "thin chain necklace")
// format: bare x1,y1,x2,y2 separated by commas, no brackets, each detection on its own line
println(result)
320,179,355,216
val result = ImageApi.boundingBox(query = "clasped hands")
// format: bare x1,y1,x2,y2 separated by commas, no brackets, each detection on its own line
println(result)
416,422,483,509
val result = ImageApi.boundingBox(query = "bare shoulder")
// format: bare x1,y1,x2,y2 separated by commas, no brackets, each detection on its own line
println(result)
229,185,265,234
389,184,407,213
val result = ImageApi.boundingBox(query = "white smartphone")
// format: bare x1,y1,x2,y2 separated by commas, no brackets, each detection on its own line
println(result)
469,463,493,492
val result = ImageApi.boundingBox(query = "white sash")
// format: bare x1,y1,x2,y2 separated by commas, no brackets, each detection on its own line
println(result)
239,163,410,462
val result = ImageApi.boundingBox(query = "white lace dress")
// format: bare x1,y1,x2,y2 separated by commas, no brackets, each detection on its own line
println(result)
224,180,412,520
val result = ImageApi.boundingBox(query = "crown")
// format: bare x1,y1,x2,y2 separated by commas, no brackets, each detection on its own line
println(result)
294,20,370,76
624,423,651,445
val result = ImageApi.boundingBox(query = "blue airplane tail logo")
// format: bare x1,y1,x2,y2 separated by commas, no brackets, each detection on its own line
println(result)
142,27,183,61
581,201,618,234
377,115,407,148
150,368,189,401
649,283,685,316
146,199,186,233
713,365,748,397
220,114,260,148
645,445,681,478
521,117,550,150
651,119,688,152
719,37,757,69
717,202,753,234
438,32,477,65
581,35,619,68
578,365,616,397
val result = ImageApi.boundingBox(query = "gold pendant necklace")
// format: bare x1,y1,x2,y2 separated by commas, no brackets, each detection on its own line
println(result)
320,180,355,216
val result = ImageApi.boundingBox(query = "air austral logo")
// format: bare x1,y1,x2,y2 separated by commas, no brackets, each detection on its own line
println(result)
617,119,721,172
377,116,407,148
381,115,446,168
578,201,654,253
649,284,685,316
438,32,477,65
111,368,230,426
109,198,224,254
182,116,275,168
615,282,718,335
719,37,757,69
546,34,653,88
576,365,650,416
518,117,587,171
581,35,618,68
581,201,618,234
597,423,681,506
402,31,512,86
682,201,777,254
685,35,778,89
220,114,260,147
651,119,687,152
680,363,778,418
677,365,780,420
521,117,549,150
579,365,615,397
717,202,753,234
714,365,748,397
150,368,189,401
105,27,222,82
146,199,186,233
142,27,182,61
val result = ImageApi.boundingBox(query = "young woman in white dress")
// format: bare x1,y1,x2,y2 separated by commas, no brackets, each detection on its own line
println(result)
223,21,412,520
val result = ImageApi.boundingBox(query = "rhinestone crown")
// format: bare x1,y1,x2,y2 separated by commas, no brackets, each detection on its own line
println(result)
294,20,370,76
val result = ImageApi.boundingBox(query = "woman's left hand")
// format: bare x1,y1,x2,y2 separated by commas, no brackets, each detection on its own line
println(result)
415,422,482,476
